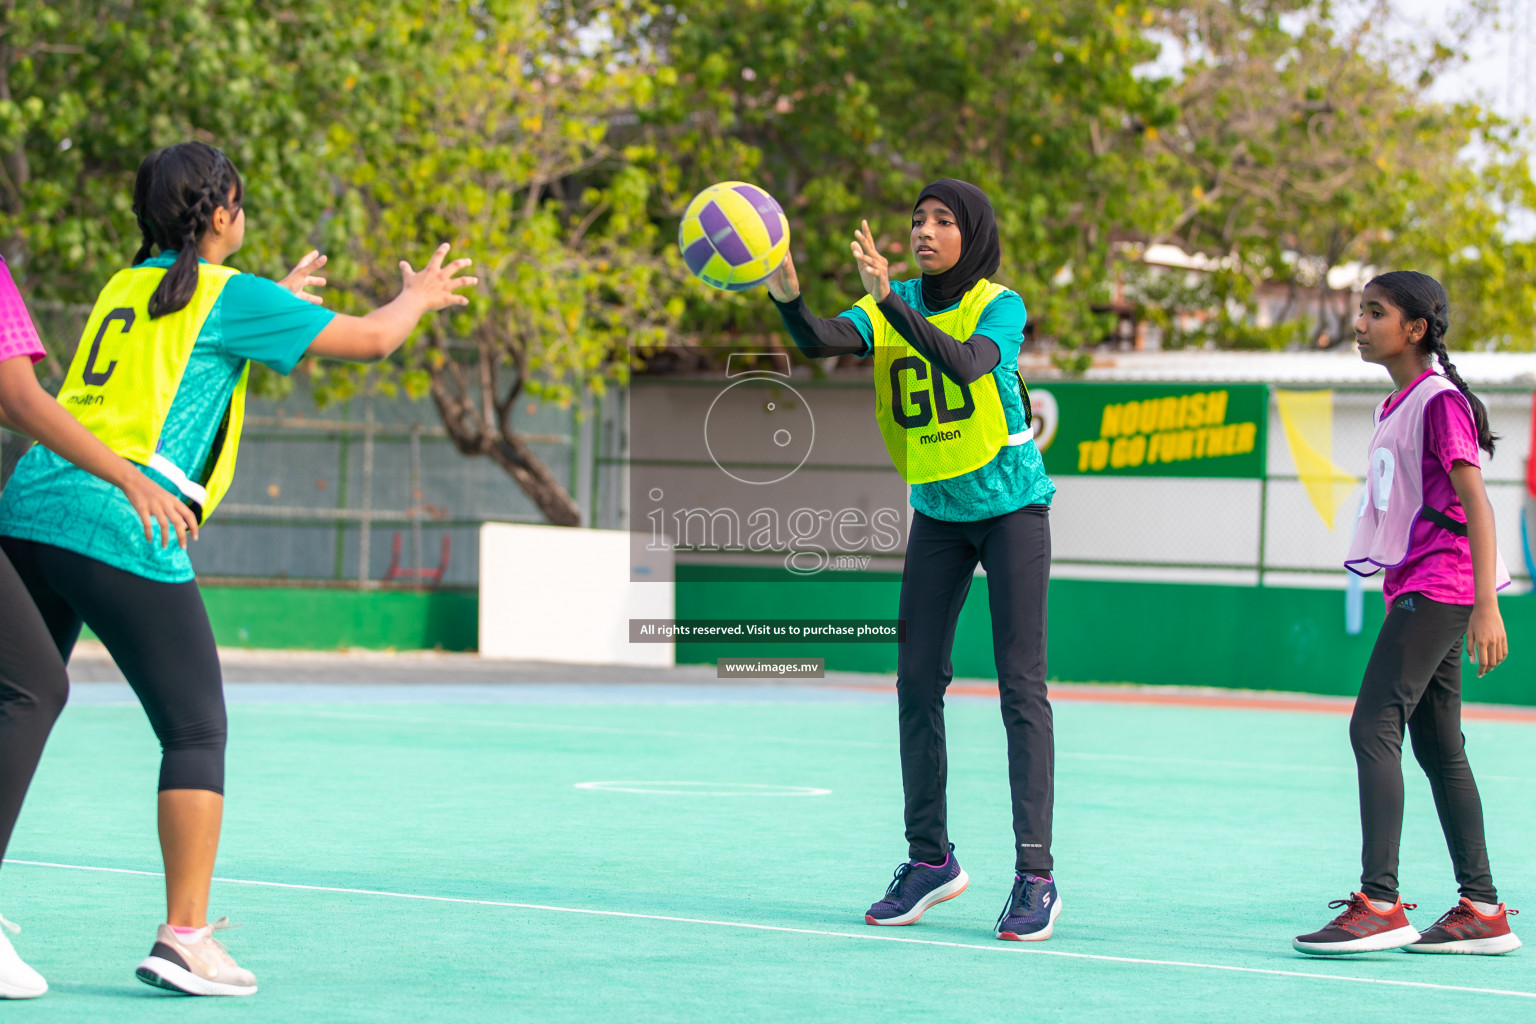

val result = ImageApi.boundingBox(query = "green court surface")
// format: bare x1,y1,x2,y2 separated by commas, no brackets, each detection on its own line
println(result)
3,676,1534,1023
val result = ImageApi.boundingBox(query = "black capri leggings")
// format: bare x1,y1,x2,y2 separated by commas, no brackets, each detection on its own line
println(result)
0,538,225,814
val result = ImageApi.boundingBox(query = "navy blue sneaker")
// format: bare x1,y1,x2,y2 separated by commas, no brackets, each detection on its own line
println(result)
995,873,1062,941
864,845,970,926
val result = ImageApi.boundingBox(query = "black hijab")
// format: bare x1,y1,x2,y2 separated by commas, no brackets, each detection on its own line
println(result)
913,178,1000,312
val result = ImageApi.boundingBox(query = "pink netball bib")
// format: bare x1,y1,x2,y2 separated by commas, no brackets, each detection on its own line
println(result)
0,255,45,364
1346,373,1511,590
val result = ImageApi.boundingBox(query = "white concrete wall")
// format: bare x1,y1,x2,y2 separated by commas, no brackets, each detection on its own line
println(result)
479,522,674,665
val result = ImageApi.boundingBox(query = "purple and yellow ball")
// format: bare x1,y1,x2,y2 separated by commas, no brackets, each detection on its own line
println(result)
678,181,791,292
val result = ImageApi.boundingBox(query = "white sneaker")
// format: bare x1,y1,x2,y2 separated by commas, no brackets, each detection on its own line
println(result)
135,918,257,997
0,915,47,999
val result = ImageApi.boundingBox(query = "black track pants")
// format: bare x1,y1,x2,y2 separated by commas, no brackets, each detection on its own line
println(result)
0,546,72,867
897,506,1053,873
1351,592,1496,904
0,538,226,798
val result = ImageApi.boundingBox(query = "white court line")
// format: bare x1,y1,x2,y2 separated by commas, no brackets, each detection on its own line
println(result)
231,707,1536,783
5,858,1533,1001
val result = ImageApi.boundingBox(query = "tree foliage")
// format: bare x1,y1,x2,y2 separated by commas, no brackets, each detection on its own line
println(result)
310,0,680,525
652,0,1176,369
1140,0,1536,349
0,0,335,291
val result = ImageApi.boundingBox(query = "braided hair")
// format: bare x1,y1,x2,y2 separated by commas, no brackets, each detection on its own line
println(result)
1367,270,1498,457
132,142,243,319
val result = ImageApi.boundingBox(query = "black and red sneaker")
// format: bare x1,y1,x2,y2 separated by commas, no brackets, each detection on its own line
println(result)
1405,899,1521,955
1293,893,1420,955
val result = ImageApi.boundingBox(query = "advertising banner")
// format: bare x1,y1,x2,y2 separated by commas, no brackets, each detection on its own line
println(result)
1029,381,1268,478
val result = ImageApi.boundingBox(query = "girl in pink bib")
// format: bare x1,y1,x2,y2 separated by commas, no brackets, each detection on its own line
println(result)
1294,271,1518,957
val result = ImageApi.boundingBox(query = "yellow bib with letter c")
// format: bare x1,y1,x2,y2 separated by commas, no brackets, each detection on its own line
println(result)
54,262,246,522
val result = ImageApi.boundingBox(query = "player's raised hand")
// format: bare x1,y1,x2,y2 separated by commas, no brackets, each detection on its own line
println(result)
852,220,890,302
401,243,478,312
765,252,801,303
279,251,328,305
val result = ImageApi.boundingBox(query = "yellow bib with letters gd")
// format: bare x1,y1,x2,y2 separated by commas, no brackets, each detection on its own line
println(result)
55,263,246,522
859,279,1014,484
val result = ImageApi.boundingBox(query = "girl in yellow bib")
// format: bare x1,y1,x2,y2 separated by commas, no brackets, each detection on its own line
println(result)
0,142,475,997
768,179,1060,941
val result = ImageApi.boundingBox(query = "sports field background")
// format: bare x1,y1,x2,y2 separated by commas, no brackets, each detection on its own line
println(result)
0,648,1531,1022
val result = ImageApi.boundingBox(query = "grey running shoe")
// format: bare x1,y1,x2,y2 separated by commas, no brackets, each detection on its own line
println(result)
136,918,257,996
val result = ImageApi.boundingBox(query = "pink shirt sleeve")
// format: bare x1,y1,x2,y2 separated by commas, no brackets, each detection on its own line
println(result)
1423,389,1481,474
0,257,46,365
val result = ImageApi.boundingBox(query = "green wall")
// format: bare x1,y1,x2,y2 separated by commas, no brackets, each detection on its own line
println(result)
84,584,480,652
672,566,1536,706
120,572,1536,706
209,585,478,651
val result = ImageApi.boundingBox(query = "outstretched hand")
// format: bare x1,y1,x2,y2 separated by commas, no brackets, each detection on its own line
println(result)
401,243,478,312
765,252,801,302
279,251,328,305
851,220,890,302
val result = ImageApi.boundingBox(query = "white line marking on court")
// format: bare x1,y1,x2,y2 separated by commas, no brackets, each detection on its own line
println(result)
6,858,1533,1000
574,781,831,796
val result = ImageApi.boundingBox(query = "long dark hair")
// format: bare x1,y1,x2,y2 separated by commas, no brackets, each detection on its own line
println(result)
1367,270,1497,457
132,142,243,319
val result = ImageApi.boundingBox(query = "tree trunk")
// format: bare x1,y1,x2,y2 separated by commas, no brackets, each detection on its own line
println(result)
485,434,580,527
427,349,582,528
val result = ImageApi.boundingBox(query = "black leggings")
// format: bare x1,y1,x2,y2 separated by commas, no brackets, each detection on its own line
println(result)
897,506,1053,873
1351,593,1496,904
0,539,225,839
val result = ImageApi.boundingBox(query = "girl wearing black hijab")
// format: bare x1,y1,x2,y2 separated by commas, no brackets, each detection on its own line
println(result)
767,179,1060,942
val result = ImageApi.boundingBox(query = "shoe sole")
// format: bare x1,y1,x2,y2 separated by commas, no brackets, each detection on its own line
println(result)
0,981,46,1000
997,893,1064,942
1404,933,1522,955
1292,925,1421,955
135,957,257,997
865,870,970,926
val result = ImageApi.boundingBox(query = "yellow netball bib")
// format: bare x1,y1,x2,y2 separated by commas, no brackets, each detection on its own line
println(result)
55,263,247,522
860,279,1026,484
